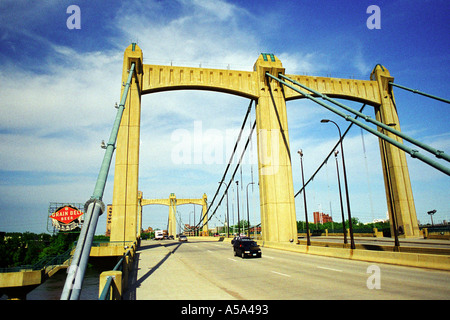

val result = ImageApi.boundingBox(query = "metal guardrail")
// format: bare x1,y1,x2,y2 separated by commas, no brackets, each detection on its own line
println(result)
0,246,73,273
98,243,134,300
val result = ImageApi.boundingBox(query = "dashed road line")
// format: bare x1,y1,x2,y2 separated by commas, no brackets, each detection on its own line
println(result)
317,266,343,272
271,271,291,277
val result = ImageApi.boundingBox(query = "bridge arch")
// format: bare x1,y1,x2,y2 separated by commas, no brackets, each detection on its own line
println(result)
109,44,419,243
139,193,208,238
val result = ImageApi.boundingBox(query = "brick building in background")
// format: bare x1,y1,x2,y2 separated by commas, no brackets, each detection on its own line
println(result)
313,211,333,224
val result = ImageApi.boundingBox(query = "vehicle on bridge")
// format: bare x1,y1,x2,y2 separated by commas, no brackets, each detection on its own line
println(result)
154,230,164,240
231,235,250,245
233,238,261,258
179,235,188,242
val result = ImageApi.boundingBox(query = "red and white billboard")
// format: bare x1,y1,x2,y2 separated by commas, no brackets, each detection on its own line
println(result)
50,205,84,231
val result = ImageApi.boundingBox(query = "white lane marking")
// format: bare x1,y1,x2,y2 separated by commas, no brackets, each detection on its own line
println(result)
263,255,275,259
228,258,237,262
271,271,291,277
317,266,343,272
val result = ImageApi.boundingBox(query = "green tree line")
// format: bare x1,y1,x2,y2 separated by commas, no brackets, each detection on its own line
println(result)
297,218,390,234
0,232,79,268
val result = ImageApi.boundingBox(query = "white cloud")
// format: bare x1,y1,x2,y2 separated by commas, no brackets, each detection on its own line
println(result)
1,1,447,232
114,0,258,69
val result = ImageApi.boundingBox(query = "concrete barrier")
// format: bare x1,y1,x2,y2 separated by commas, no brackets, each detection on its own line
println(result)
0,270,42,288
99,270,122,300
97,242,137,300
258,241,450,271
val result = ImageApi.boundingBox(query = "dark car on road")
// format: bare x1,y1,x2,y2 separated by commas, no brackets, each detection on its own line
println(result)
231,235,250,245
233,238,261,258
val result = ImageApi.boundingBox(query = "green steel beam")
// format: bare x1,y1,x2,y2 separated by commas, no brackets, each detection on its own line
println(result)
92,62,136,200
279,73,449,162
61,62,136,300
389,82,450,105
266,72,450,176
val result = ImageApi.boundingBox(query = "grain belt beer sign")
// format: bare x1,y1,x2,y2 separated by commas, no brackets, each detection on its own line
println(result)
50,205,84,231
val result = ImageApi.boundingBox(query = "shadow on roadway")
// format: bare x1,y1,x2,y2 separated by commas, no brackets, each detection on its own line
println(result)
124,242,182,300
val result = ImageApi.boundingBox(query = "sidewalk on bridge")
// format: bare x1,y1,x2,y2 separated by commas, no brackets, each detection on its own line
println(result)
302,235,450,249
123,240,236,300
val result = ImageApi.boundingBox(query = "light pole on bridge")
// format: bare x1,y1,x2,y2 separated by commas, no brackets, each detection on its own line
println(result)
246,182,255,237
321,119,355,249
334,150,347,244
298,149,311,246
219,181,230,238
236,181,241,236
428,209,436,227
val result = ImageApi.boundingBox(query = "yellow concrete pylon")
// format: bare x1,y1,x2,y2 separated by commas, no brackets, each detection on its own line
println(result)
253,54,298,243
110,44,143,242
371,65,420,238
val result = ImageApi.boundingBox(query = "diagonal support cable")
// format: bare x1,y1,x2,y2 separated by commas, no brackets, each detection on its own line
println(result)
389,82,450,105
279,73,449,162
197,119,257,230
295,104,367,197
61,63,136,300
195,100,255,230
266,72,450,176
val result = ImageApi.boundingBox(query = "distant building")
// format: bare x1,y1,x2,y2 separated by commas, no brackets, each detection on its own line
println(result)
313,211,333,224
142,226,154,234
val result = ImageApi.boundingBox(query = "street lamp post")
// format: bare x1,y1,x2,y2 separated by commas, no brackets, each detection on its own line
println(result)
321,119,355,249
428,209,436,227
298,149,311,246
219,182,230,238
193,205,196,236
334,150,347,244
189,211,193,236
236,181,241,236
246,182,255,237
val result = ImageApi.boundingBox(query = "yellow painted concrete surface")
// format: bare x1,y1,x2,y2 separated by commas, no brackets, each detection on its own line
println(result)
0,270,42,288
110,45,419,246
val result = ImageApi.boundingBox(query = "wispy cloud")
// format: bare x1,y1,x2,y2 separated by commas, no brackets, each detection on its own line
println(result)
0,1,448,232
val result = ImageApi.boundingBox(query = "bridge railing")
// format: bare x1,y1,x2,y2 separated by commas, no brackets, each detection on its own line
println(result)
0,246,74,274
98,241,136,300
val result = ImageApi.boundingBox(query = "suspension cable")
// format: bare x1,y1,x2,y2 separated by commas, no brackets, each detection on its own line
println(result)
196,119,257,230
195,100,255,229
266,72,450,176
279,73,449,162
389,82,450,105
295,104,366,197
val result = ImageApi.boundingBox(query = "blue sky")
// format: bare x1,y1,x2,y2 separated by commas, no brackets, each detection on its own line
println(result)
0,0,448,234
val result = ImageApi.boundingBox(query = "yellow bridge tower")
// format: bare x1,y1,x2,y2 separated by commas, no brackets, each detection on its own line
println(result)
109,44,419,244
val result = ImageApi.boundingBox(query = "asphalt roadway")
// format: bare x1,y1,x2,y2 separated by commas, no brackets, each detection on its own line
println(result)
124,239,449,300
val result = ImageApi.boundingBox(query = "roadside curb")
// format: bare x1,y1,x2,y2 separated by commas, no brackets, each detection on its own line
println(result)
258,241,450,271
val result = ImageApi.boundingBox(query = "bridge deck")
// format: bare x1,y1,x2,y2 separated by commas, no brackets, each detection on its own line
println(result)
123,238,449,300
